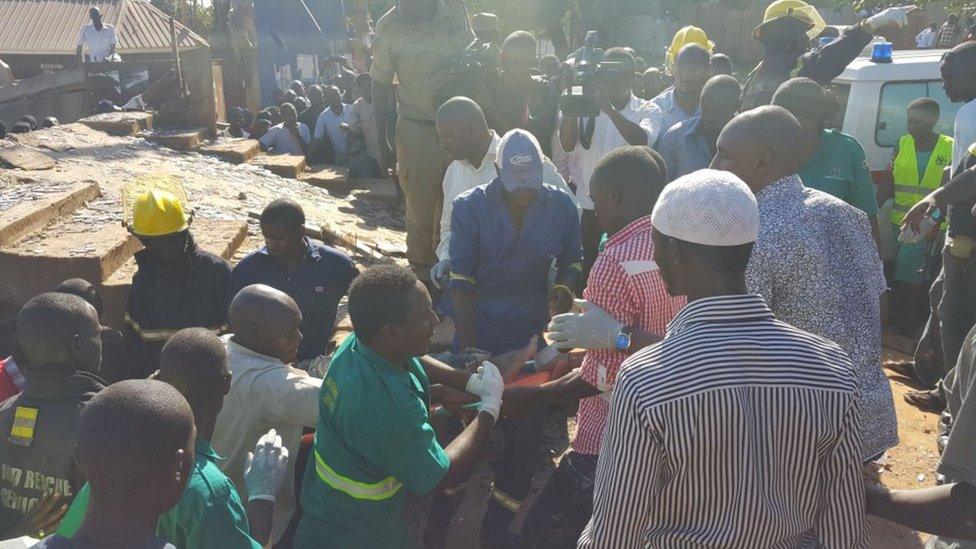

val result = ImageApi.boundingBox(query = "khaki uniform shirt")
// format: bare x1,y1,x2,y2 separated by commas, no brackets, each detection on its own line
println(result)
369,0,473,121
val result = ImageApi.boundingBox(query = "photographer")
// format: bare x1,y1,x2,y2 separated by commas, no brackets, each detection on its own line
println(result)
477,31,561,156
558,47,661,278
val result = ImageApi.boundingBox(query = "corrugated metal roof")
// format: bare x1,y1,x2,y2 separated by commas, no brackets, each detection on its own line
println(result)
0,0,209,55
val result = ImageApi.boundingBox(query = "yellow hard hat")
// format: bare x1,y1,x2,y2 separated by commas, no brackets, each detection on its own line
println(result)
131,189,189,237
666,26,715,69
755,0,827,40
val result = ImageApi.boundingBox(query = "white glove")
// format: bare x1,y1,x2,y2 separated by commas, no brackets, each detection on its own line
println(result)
430,259,452,290
464,361,504,421
244,429,290,502
548,299,624,351
865,6,914,30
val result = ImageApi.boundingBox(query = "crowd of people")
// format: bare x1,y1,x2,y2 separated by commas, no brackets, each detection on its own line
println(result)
2,0,976,547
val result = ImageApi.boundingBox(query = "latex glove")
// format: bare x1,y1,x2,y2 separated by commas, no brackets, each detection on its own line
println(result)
548,299,624,351
430,259,451,290
464,361,504,421
244,429,290,502
866,6,914,30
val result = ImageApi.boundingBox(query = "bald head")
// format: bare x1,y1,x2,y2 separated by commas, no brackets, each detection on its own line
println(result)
711,106,804,191
942,41,976,103
54,278,102,317
77,379,194,512
700,75,741,134
436,97,491,162
710,53,733,76
16,292,101,373
157,328,229,417
229,284,302,363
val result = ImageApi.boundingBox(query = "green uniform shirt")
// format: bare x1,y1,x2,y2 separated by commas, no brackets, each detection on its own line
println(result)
369,0,473,120
57,439,260,549
798,129,879,217
295,334,449,549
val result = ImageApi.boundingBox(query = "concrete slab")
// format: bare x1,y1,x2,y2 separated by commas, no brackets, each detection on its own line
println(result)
250,154,306,178
142,128,208,151
200,139,261,164
302,165,350,193
100,218,248,328
350,177,400,204
79,112,155,136
0,223,139,312
0,181,100,248
0,145,56,170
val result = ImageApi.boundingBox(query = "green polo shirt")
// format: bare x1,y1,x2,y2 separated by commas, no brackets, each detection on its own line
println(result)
798,129,879,217
57,439,261,549
295,334,449,549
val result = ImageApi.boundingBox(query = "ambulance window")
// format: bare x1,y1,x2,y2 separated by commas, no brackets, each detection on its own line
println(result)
876,81,961,147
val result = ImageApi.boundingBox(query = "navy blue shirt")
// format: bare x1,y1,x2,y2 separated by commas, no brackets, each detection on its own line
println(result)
447,178,582,355
230,238,357,362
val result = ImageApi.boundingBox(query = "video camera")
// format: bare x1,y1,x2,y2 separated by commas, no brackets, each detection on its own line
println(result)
559,31,628,118
434,39,500,109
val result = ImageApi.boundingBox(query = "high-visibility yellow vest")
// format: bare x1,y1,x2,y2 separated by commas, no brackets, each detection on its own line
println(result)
891,134,954,224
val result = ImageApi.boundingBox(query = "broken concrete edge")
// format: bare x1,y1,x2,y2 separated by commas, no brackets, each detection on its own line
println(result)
78,112,155,136
0,182,101,248
249,154,307,179
139,128,208,152
0,145,57,171
199,139,261,164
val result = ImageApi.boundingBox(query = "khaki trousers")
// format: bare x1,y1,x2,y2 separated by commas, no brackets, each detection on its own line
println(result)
395,116,451,280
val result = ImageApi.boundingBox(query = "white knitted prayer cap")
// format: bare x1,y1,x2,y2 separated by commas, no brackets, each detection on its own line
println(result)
650,169,759,246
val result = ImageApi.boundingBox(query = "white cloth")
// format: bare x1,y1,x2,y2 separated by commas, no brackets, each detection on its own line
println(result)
562,94,660,209
436,131,576,260
211,335,322,544
915,28,936,48
259,123,310,155
76,24,118,62
314,105,353,154
350,98,379,159
0,59,13,87
953,99,976,176
651,169,759,246
650,87,699,145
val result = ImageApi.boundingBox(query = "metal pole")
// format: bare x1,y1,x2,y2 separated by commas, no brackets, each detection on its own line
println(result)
169,16,186,100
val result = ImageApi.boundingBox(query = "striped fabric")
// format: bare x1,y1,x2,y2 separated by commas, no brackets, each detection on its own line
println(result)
579,294,868,549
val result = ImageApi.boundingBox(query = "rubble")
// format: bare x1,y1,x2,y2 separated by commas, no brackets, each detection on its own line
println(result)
78,111,155,136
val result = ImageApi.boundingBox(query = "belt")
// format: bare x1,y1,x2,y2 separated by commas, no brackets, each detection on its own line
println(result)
399,114,436,126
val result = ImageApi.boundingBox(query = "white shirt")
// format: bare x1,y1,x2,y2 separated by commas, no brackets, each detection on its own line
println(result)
350,98,379,159
915,27,936,48
562,94,661,209
650,87,700,145
0,59,13,87
953,98,976,176
259,123,310,155
211,335,322,544
436,131,576,261
314,105,353,154
76,23,118,62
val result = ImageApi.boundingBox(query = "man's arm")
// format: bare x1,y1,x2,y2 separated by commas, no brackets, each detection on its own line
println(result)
372,80,395,173
800,23,874,85
602,98,648,146
452,289,478,352
866,483,976,541
559,115,579,154
578,377,658,548
448,199,481,351
246,501,273,547
902,167,976,231
420,354,472,391
878,146,897,206
816,400,869,548
434,411,495,492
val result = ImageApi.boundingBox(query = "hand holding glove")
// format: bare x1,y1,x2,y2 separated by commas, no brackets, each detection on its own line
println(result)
866,5,915,31
548,299,624,351
244,429,290,502
430,259,452,290
465,361,504,421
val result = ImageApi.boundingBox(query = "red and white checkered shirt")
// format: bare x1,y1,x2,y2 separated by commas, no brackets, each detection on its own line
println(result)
571,216,686,455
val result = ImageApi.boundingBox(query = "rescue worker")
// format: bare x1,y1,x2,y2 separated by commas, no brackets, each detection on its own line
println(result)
295,265,505,548
371,0,474,284
664,26,714,73
0,293,104,537
880,98,953,337
741,0,914,111
447,129,582,544
53,278,124,383
121,188,232,379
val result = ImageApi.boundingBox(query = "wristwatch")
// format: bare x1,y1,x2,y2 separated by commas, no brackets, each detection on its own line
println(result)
614,325,633,353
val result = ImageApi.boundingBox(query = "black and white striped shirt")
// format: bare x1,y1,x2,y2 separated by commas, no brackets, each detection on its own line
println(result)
578,294,868,549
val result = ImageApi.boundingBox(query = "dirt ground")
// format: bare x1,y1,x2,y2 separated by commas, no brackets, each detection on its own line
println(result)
440,342,942,548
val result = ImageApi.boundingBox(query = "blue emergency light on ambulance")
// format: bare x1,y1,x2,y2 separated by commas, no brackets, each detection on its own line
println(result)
871,42,893,63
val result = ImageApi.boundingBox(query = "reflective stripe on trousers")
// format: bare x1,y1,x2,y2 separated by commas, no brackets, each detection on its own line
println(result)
313,448,403,501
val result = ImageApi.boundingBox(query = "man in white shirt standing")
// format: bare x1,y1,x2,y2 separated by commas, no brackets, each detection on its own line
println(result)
75,7,118,63
916,23,938,49
650,43,711,145
259,103,310,156
312,85,353,164
430,96,574,289
559,47,660,278
211,284,322,545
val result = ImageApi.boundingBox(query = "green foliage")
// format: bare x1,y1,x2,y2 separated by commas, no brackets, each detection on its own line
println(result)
150,0,214,36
